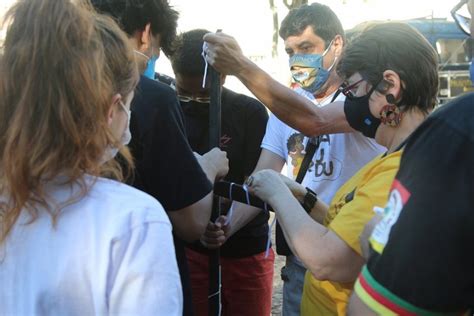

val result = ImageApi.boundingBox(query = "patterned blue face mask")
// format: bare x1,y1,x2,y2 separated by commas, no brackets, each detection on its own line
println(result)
289,39,336,93
134,50,158,80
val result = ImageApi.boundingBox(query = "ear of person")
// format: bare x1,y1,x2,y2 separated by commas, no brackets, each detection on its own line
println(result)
379,70,404,127
139,23,152,51
107,93,122,125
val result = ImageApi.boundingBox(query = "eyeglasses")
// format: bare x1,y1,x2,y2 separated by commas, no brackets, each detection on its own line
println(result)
340,78,365,99
341,78,382,100
178,95,211,103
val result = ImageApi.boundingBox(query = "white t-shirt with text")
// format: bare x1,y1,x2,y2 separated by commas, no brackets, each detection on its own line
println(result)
262,89,385,205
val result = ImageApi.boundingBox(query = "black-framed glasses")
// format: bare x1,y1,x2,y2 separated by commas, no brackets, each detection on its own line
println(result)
341,78,382,100
340,78,365,99
451,0,471,36
178,95,211,103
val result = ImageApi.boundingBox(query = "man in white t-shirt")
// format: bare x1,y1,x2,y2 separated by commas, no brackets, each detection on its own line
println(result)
202,3,384,315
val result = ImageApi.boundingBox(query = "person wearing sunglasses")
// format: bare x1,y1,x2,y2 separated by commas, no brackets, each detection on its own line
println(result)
242,22,439,315
167,29,271,316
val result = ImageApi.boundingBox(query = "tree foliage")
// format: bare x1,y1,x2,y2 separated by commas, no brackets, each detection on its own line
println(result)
283,0,308,10
269,0,308,57
269,0,279,57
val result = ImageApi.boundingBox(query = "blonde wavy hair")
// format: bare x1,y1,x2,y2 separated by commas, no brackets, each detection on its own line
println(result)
0,0,138,245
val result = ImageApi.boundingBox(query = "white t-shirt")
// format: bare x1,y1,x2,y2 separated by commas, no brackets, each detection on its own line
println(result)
262,89,385,205
0,176,182,316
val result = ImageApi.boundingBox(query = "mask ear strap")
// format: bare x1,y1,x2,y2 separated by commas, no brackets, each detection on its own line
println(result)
323,39,337,71
327,55,338,72
134,50,150,61
322,39,335,56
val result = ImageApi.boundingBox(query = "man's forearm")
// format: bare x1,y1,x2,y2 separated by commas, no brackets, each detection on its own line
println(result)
235,58,352,136
168,190,214,243
170,151,221,242
227,201,262,237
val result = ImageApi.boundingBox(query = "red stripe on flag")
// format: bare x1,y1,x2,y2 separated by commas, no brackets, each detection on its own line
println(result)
359,273,416,316
391,179,411,204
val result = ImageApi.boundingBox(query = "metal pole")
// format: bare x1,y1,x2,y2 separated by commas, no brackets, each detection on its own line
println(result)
208,60,222,316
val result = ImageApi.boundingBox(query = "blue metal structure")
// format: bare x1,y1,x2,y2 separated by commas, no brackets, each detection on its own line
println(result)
347,18,473,102
405,18,468,47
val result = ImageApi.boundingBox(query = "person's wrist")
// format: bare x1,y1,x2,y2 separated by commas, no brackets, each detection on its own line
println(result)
294,185,307,203
202,159,218,182
302,188,318,214
235,57,256,79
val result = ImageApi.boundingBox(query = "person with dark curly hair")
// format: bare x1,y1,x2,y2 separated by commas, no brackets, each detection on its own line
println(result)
167,28,270,316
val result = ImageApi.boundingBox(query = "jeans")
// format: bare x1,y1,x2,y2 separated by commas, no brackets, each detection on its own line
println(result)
281,255,306,316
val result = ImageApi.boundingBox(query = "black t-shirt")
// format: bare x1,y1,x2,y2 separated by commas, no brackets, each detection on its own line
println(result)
179,87,269,258
130,76,212,209
356,93,474,314
129,76,213,316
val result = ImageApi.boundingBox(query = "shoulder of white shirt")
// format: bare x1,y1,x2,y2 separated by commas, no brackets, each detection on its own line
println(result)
318,90,346,106
84,175,167,218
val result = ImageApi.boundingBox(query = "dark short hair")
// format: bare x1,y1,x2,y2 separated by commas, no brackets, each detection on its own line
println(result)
170,29,210,76
90,0,179,56
337,22,439,113
279,3,345,47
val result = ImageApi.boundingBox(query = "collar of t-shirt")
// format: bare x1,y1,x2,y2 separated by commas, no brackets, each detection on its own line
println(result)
381,137,410,158
293,87,345,106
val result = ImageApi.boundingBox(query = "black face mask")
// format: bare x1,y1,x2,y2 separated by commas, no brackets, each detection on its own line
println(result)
343,85,380,138
180,100,210,118
179,100,211,153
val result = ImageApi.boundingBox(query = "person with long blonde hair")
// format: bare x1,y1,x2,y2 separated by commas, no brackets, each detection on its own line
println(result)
0,0,182,314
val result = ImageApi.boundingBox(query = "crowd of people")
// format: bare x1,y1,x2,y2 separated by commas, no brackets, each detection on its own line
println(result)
0,0,473,315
